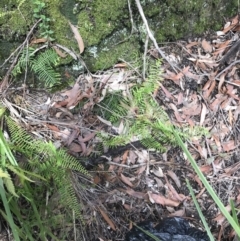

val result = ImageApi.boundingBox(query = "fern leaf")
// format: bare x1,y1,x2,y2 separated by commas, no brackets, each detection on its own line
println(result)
3,176,19,197
0,168,10,179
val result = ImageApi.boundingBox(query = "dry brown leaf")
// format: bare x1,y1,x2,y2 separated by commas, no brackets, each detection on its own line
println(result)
203,79,216,99
123,204,131,210
60,81,81,108
128,150,137,164
98,208,116,231
120,173,133,187
125,188,146,199
148,192,180,207
168,209,185,217
167,170,181,188
160,83,174,99
218,73,226,93
30,38,47,44
135,165,146,175
211,134,222,152
152,167,164,178
200,165,212,174
202,39,212,53
197,61,208,70
226,84,240,100
213,204,231,226
182,102,201,116
114,63,128,68
52,46,67,58
200,103,207,126
163,70,183,85
69,142,82,152
222,140,236,152
165,180,186,202
68,21,84,54
154,177,164,187
186,41,198,49
169,103,183,122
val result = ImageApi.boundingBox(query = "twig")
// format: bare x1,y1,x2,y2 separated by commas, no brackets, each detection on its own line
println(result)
142,34,149,79
215,59,240,79
134,0,177,71
0,19,41,92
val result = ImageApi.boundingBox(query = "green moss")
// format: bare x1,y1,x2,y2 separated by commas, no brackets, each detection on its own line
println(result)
0,0,239,73
0,0,33,40
145,0,238,41
77,0,128,47
85,40,140,72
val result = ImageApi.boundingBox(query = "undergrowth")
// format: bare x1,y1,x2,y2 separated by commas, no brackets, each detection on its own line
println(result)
1,116,89,240
12,47,61,87
97,60,208,151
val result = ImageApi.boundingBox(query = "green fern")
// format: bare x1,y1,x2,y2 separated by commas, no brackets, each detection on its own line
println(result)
12,48,61,87
31,49,60,86
6,116,88,223
98,59,208,152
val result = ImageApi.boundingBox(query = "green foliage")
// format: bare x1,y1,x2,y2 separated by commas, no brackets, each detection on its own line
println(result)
98,60,208,151
98,60,177,151
32,0,54,40
2,117,89,239
12,48,61,87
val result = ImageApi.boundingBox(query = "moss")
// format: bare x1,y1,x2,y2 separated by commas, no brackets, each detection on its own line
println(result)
77,0,128,47
0,0,33,40
149,0,238,41
85,39,140,72
0,0,239,73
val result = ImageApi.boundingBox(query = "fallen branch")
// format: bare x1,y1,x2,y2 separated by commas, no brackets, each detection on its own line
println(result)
134,0,177,71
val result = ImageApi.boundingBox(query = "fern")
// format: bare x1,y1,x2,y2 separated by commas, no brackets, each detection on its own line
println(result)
31,49,60,86
12,47,61,87
98,59,207,152
6,116,88,224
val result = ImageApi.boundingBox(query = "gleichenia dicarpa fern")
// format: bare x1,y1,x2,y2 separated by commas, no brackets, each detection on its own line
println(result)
97,59,208,151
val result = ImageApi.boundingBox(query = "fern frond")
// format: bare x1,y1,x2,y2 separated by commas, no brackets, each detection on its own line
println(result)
12,47,61,87
98,59,208,153
5,117,88,220
31,49,60,87
12,47,35,76
3,175,18,197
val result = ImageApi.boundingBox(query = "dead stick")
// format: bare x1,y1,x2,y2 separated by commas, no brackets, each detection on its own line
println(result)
134,0,177,71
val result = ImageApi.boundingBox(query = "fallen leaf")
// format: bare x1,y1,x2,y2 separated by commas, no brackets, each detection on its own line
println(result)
98,208,116,231
148,192,180,207
222,140,236,152
68,21,85,54
168,209,185,217
202,39,212,53
120,173,133,187
30,38,47,44
125,188,146,199
59,81,81,108
152,167,164,178
52,46,67,58
200,103,207,126
69,142,82,152
167,170,181,188
163,70,183,85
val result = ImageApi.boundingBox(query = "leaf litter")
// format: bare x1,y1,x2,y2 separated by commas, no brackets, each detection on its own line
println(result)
3,14,240,241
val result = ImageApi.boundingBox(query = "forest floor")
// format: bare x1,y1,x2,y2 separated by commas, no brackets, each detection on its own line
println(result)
2,14,240,241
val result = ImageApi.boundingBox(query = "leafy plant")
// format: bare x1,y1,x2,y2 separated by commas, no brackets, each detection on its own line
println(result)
32,0,54,40
12,47,61,87
186,179,215,241
173,127,240,237
97,60,207,151
0,116,89,240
